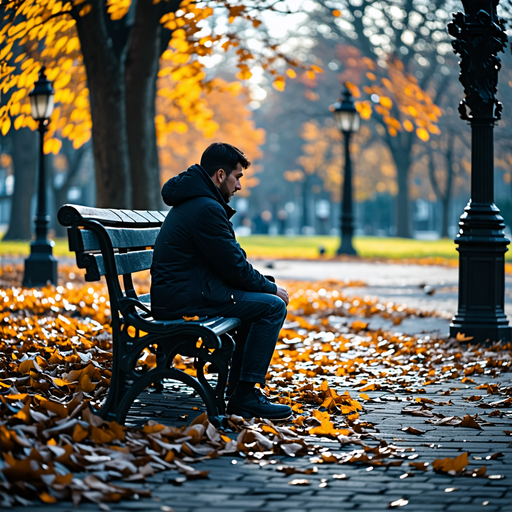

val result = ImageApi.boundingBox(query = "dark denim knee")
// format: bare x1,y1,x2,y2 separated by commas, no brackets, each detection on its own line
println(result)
270,295,287,321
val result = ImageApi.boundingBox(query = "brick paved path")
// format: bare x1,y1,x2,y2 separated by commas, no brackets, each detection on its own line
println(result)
7,262,512,512
11,370,511,512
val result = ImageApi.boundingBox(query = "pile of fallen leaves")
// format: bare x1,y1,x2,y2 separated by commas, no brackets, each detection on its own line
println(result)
0,265,511,508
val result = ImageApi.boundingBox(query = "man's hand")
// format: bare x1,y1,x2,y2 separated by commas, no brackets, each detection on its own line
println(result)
276,285,289,306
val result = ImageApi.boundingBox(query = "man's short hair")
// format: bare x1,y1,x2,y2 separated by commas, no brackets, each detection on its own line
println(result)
200,142,251,177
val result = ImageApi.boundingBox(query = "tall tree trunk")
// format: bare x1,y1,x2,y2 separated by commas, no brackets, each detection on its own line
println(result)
388,133,413,238
52,142,91,237
125,1,179,210
428,132,455,238
125,1,163,210
74,1,132,209
395,163,412,238
3,128,37,241
440,191,450,238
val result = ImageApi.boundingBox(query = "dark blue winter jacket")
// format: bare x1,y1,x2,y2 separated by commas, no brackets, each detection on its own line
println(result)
150,164,277,319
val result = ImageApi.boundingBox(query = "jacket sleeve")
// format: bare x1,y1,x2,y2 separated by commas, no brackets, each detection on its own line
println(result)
192,203,277,294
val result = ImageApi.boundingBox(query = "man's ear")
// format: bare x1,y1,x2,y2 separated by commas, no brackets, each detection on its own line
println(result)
216,168,226,183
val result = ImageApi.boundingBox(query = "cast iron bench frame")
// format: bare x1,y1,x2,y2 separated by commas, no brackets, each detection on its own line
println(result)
58,204,241,427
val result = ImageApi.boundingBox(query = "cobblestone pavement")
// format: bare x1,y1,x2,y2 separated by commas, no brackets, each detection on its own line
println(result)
7,261,512,512
11,373,512,512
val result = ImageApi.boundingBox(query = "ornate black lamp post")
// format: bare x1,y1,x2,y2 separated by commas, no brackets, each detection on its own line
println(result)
332,84,360,255
448,0,511,342
22,66,58,287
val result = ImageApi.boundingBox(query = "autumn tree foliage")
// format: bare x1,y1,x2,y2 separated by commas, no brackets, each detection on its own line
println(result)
299,0,458,237
0,0,311,210
157,78,265,191
289,121,397,203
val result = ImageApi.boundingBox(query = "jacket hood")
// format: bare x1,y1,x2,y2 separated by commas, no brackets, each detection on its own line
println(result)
161,164,236,219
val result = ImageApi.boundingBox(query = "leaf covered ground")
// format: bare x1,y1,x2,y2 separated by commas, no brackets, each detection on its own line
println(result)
0,264,510,509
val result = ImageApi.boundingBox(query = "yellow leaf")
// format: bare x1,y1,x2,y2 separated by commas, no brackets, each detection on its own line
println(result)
416,128,429,142
79,4,92,16
72,423,89,442
286,69,297,79
90,426,115,443
39,492,57,504
273,76,286,91
351,320,368,332
183,316,199,321
380,96,393,109
13,399,31,423
18,359,35,374
403,119,414,132
359,393,370,400
78,373,96,393
39,398,68,418
1,117,11,136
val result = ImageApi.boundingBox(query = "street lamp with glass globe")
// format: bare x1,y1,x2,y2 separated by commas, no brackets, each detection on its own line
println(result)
22,66,58,287
331,83,360,255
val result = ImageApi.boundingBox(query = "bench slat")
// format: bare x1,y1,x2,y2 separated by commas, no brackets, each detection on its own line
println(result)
112,250,154,276
58,204,167,228
71,227,160,252
82,250,153,279
148,316,241,335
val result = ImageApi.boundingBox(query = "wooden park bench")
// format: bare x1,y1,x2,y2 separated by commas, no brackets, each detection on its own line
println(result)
58,204,241,427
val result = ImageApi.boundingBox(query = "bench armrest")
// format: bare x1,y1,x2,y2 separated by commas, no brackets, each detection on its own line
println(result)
119,296,152,316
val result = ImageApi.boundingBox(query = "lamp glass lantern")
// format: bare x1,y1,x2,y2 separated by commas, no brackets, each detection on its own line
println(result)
332,92,360,134
29,67,55,122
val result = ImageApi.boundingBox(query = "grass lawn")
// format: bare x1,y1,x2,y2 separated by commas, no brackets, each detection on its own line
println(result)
0,238,73,257
238,235,461,260
1,235,501,262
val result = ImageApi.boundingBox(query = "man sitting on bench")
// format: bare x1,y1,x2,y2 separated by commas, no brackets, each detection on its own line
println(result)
151,142,292,421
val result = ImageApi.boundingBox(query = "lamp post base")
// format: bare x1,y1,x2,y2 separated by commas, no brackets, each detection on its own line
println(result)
22,239,58,287
449,202,511,343
336,240,357,256
449,322,511,344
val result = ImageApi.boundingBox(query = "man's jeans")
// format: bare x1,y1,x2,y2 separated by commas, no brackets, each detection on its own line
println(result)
205,291,287,389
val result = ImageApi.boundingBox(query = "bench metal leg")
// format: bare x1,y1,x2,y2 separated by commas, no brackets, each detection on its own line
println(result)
92,330,234,428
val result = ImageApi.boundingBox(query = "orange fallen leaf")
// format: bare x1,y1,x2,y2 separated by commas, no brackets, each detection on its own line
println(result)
401,426,424,435
39,492,57,504
432,452,469,473
456,332,474,341
183,315,200,321
459,414,482,430
72,423,89,442
472,466,487,477
351,320,368,332
409,462,428,471
359,383,378,392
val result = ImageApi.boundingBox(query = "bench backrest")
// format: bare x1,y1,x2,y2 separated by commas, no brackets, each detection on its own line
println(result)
58,204,168,311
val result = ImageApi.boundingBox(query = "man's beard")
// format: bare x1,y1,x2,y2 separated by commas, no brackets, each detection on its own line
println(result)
219,181,231,203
